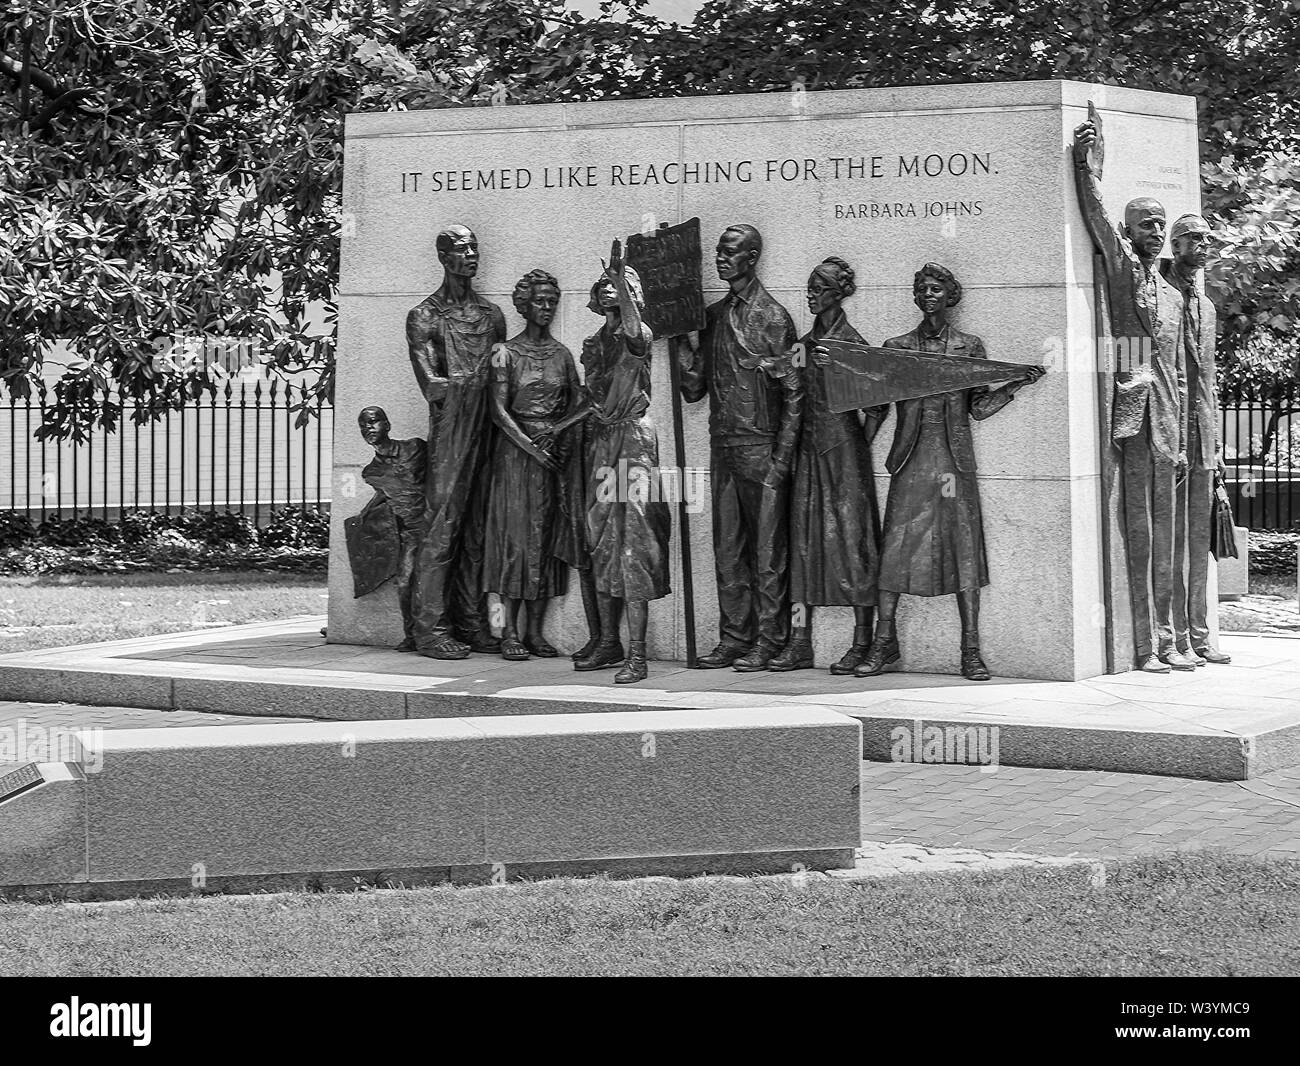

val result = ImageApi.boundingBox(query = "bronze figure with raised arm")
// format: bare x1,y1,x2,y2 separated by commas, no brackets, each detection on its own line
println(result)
1073,106,1189,673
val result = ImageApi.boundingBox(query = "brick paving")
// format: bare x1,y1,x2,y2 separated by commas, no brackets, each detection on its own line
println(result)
861,760,1300,862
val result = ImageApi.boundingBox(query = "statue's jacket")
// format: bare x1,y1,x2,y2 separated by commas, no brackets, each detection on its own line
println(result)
1161,260,1221,471
880,325,1012,476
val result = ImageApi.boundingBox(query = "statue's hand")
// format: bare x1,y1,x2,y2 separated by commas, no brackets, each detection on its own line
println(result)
764,451,792,489
601,238,624,287
811,344,831,367
424,378,449,404
1074,102,1104,173
531,426,557,450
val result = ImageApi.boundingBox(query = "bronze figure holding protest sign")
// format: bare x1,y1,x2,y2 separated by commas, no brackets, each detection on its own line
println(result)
679,224,802,672
483,269,584,660
1074,106,1189,673
576,243,672,684
346,406,428,650
1164,214,1231,665
407,224,507,659
857,264,1043,681
772,257,885,674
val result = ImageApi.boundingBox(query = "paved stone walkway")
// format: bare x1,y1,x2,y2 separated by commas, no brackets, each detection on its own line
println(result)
0,701,307,766
860,760,1300,862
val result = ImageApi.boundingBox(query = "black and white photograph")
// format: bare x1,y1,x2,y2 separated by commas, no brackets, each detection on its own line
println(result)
0,0,1297,1028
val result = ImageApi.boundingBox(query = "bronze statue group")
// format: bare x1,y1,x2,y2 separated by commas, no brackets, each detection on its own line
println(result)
351,120,1231,683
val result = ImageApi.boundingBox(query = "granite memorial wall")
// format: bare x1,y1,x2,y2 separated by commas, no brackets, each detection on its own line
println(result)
328,80,1207,681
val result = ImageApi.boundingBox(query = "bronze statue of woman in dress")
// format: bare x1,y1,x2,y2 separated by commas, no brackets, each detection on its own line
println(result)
572,243,672,683
857,263,1043,681
482,269,584,660
772,257,886,674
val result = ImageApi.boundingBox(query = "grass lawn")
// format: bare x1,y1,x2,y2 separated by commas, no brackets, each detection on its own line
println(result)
2,853,1297,976
0,571,327,655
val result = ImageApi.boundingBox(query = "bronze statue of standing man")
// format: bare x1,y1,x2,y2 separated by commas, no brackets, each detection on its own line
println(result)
679,225,803,672
1073,109,1190,673
406,224,507,659
1164,214,1231,665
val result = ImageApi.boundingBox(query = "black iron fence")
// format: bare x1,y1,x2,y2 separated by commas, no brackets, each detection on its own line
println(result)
2,375,333,525
0,374,1293,531
1220,382,1300,532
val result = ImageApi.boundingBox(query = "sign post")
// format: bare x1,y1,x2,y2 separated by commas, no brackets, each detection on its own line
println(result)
625,218,706,668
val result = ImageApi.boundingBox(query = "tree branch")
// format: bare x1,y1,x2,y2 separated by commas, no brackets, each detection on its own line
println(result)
0,48,66,99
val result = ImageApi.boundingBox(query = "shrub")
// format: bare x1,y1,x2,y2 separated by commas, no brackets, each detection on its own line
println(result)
0,511,34,549
261,507,330,550
1249,530,1298,577
177,510,259,547
35,514,121,547
119,510,174,545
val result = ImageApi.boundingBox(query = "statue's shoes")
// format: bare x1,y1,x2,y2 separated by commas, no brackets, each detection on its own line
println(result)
396,638,417,653
960,648,991,682
574,642,625,671
525,637,559,658
768,640,814,672
501,638,531,662
571,636,600,662
854,637,901,678
1138,654,1172,673
1178,646,1207,667
458,631,502,654
614,654,648,685
734,645,777,672
829,644,871,675
1158,648,1198,672
1193,645,1232,665
696,642,749,669
418,636,471,660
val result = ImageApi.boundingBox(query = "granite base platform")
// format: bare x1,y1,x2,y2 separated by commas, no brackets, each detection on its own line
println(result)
0,706,860,899
0,619,1296,780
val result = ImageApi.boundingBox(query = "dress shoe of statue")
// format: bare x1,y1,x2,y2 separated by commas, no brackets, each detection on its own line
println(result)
614,640,648,684
1158,647,1198,672
960,645,991,682
830,625,873,675
418,635,471,660
574,641,625,671
696,642,749,669
1194,645,1232,665
1179,645,1207,667
734,644,777,672
1138,653,1172,673
854,631,901,678
396,637,417,653
572,635,600,662
769,633,814,672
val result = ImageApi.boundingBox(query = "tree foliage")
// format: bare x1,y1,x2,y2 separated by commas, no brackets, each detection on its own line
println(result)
2,0,1298,439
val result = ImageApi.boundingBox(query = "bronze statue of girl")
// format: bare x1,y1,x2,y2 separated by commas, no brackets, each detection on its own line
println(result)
572,243,672,683
482,269,585,660
774,256,886,674
858,263,1043,680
